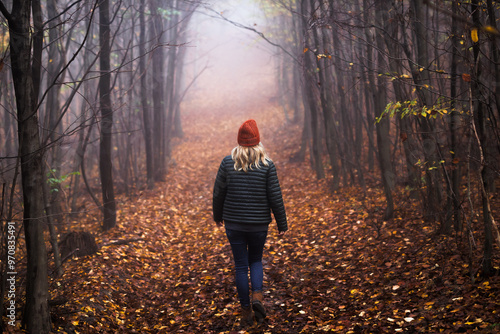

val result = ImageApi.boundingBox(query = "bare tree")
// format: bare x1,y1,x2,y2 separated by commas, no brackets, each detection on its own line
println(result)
0,0,51,331
99,0,117,230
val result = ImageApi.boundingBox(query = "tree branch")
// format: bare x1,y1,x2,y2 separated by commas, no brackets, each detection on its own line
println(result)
43,0,82,29
423,0,500,35
204,7,299,63
0,1,12,23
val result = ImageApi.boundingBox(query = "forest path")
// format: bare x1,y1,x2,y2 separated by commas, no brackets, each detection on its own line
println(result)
47,76,500,333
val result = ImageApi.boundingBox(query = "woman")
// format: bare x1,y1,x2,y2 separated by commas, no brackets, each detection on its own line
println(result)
213,119,288,327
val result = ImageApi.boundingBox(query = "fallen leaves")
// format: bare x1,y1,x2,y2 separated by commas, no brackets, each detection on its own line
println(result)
49,96,500,333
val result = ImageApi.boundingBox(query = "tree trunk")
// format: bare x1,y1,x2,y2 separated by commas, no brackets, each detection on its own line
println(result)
351,39,367,191
485,0,498,193
151,0,166,181
470,0,494,276
99,0,117,231
329,5,356,186
44,0,65,234
383,1,420,199
72,0,95,214
3,0,51,331
310,0,339,187
139,0,154,189
374,0,394,220
300,0,324,179
164,1,180,163
447,0,461,233
173,43,186,139
409,0,443,223
362,0,376,172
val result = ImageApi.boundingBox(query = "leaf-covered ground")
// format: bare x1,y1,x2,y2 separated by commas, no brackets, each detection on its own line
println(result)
43,101,500,333
13,74,495,333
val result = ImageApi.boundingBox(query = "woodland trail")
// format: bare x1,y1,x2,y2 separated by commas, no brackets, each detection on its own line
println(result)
41,76,499,334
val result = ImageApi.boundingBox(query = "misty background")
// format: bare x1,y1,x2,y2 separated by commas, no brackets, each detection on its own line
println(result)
185,0,277,115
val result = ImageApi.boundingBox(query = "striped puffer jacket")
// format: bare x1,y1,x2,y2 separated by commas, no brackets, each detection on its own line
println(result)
212,155,288,232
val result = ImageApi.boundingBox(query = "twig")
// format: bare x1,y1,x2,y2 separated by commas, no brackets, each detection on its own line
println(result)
204,7,299,63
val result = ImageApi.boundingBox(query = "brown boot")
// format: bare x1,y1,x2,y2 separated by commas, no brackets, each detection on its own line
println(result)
252,291,266,324
240,305,254,328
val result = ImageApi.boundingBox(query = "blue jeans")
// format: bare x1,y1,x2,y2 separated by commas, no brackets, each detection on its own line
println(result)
225,229,268,307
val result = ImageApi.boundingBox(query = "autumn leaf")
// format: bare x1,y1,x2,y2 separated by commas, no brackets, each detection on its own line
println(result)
471,28,479,43
481,25,500,36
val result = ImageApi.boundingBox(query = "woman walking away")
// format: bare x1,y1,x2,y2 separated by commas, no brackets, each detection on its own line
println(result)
213,119,288,328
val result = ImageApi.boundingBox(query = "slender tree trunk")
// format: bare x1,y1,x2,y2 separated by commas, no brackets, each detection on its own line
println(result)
409,0,443,223
351,39,367,191
99,0,116,230
310,0,340,187
291,99,311,163
151,0,166,181
44,0,65,232
1,70,16,157
384,2,420,199
3,0,51,331
447,0,461,233
363,0,394,218
71,0,97,213
165,1,180,163
171,1,197,141
300,0,324,179
42,167,63,276
282,53,291,123
485,0,498,193
290,2,302,124
374,0,394,220
173,44,186,139
292,59,301,123
72,0,95,213
329,7,356,186
362,0,376,171
139,0,154,189
470,0,494,276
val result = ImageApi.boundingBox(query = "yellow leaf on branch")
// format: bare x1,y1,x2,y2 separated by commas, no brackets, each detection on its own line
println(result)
471,28,479,43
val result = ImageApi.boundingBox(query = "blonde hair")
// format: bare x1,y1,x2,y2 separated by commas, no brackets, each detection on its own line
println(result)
231,143,270,172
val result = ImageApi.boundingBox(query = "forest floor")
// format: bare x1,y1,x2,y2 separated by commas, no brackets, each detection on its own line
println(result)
17,78,500,333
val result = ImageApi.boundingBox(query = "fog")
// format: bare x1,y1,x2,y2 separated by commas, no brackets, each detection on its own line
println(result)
185,0,276,115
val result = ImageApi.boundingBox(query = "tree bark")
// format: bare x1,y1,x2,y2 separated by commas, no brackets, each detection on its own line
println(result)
151,0,166,181
300,0,324,179
3,0,51,331
43,0,66,227
165,0,180,162
409,0,443,223
374,0,394,220
72,0,96,214
140,0,154,189
470,0,494,276
99,0,117,231
362,0,376,172
447,0,461,233
310,0,339,188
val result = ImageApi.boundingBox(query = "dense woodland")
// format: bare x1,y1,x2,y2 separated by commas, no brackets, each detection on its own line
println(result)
0,0,499,332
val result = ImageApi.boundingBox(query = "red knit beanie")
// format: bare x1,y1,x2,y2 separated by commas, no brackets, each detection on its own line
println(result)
238,119,260,147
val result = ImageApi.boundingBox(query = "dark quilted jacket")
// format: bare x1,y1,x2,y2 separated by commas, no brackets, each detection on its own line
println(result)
213,155,288,232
